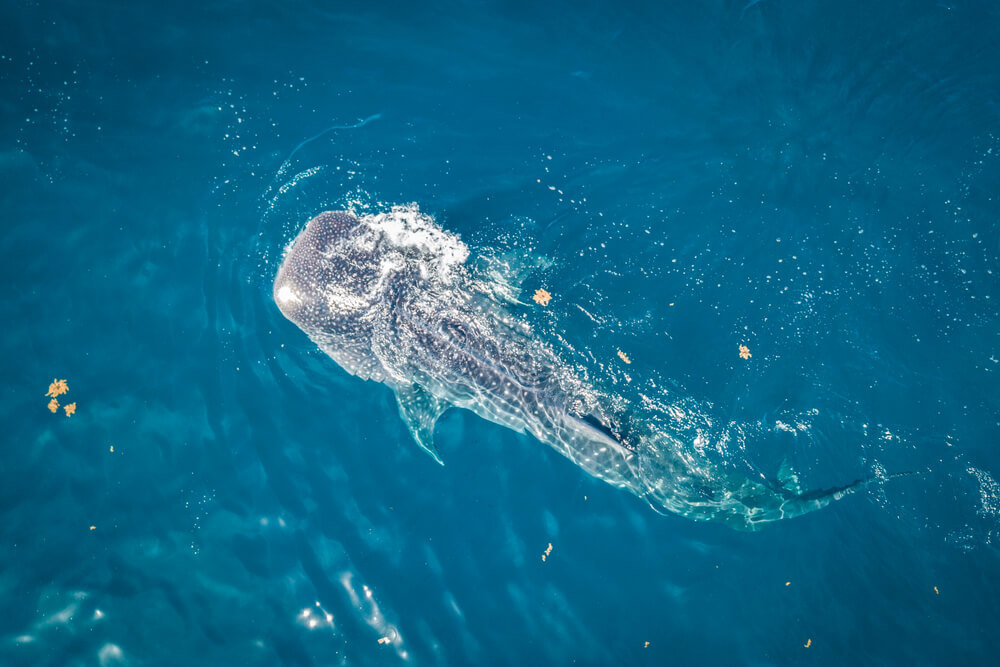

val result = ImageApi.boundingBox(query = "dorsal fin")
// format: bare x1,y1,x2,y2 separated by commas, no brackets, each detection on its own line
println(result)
579,413,633,447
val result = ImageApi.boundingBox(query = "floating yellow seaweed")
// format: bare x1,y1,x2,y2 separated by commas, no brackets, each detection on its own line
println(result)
533,288,552,306
48,398,60,413
617,350,631,365
46,379,69,398
934,586,939,595
64,402,77,417
541,542,553,562
739,344,752,360
804,638,812,648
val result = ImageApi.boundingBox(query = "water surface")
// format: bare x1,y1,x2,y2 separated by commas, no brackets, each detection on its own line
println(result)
1,1,998,665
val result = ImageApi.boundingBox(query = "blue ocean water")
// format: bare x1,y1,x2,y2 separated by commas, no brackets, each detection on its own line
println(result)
2,0,999,664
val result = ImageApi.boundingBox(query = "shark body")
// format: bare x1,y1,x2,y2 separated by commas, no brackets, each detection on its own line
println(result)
274,208,871,530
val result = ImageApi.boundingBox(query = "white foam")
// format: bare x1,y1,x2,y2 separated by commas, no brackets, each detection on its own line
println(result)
359,204,469,285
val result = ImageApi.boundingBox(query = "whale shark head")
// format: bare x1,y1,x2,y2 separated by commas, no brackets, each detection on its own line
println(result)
273,211,369,324
273,210,390,381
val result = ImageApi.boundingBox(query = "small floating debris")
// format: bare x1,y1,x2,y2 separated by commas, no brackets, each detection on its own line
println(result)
46,379,69,398
644,641,650,648
739,344,752,360
617,350,631,365
109,445,114,453
785,581,791,587
533,288,552,306
89,525,96,531
377,636,391,645
541,542,553,562
44,378,76,417
934,586,939,595
803,638,812,648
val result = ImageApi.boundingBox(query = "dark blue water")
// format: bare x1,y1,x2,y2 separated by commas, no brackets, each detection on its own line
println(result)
2,1,999,664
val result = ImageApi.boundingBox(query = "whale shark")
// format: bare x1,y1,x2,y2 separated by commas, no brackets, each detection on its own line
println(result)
273,206,876,530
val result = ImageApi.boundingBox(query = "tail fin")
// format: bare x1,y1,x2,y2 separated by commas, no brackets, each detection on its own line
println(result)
685,469,923,532
746,469,923,530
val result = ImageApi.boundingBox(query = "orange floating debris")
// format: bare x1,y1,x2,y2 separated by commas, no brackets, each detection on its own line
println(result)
934,586,939,595
64,402,77,417
739,344,752,360
785,581,791,586
48,398,60,413
542,542,553,562
617,350,631,365
377,636,391,645
804,638,812,648
533,288,552,306
89,525,96,531
46,378,69,398
644,641,650,648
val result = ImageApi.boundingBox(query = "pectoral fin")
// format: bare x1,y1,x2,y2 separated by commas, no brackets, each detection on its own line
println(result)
394,384,448,465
